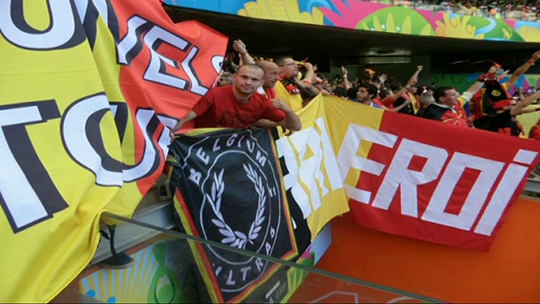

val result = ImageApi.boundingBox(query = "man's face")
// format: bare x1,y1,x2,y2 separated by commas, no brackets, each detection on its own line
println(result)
440,89,458,106
356,87,371,103
234,66,264,95
279,58,298,79
263,63,280,88
218,72,232,86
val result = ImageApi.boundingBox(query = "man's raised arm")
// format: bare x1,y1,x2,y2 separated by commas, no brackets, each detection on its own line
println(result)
171,110,197,133
507,50,540,87
232,39,255,65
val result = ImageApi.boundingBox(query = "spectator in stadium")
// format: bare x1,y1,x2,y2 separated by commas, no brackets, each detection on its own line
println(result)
333,66,351,98
417,66,492,127
490,87,540,136
417,86,469,126
471,50,540,129
416,91,435,117
255,60,280,97
253,60,306,130
232,40,281,98
171,64,301,132
229,40,302,132
390,65,424,115
529,117,540,142
234,38,321,109
220,58,238,74
313,76,333,96
274,56,319,112
217,71,233,86
375,66,423,110
355,83,381,107
352,82,412,112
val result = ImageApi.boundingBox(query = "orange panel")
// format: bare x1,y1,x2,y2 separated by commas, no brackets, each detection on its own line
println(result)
316,196,540,302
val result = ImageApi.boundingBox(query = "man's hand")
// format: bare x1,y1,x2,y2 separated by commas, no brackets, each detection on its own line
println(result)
169,129,176,143
304,62,314,71
531,50,540,61
378,73,387,83
341,66,348,76
321,89,332,96
232,39,247,56
488,65,499,74
272,98,287,110
273,98,302,131
417,65,423,71
498,69,510,80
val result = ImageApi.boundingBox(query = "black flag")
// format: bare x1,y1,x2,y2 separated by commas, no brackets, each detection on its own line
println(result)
169,128,298,302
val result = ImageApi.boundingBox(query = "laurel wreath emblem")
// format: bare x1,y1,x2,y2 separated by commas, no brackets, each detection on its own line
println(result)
206,163,266,249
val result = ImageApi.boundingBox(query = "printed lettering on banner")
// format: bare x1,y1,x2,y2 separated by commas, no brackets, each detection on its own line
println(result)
275,117,347,239
336,110,540,251
169,128,297,302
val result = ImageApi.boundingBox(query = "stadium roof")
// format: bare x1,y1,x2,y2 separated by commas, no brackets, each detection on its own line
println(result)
165,5,540,74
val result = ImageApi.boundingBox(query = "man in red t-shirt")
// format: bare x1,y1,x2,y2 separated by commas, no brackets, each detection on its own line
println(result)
172,64,301,131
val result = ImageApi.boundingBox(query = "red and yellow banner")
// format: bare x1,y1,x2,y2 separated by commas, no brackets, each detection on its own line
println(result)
0,0,225,302
323,96,540,251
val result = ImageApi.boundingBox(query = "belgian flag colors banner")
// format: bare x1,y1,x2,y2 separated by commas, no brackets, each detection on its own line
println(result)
169,128,299,302
0,0,226,302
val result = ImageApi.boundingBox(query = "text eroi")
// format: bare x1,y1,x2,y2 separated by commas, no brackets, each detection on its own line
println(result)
274,119,533,237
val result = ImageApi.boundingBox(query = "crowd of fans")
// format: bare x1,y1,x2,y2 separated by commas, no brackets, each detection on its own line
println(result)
189,42,540,142
169,40,540,179
375,0,540,20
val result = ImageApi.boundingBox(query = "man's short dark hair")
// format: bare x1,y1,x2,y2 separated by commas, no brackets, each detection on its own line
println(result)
347,87,358,100
379,88,392,99
274,56,293,67
433,86,453,104
358,83,378,98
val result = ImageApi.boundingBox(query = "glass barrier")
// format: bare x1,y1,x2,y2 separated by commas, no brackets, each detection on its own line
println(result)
79,212,440,303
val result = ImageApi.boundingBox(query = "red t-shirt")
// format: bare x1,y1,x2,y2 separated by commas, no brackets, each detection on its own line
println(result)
371,98,384,107
192,85,286,128
379,96,394,108
264,87,277,100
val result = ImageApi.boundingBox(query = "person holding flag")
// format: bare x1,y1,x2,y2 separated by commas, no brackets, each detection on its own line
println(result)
171,64,301,132
471,50,540,129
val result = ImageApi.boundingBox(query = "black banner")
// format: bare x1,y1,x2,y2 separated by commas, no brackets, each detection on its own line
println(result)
169,128,298,302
